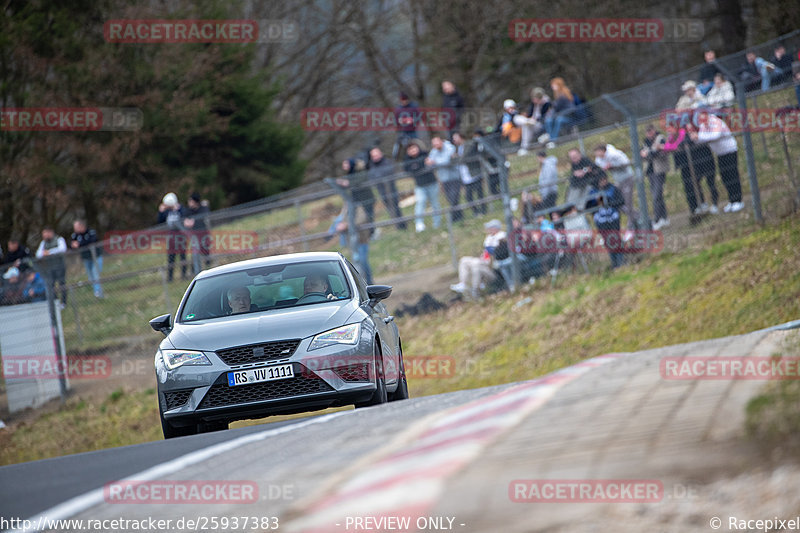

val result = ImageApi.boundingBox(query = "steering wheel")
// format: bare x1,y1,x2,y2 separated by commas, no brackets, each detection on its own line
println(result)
296,292,329,304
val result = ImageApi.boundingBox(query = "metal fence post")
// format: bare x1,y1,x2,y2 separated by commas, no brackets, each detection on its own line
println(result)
295,199,309,252
717,63,763,223
45,280,67,402
601,94,651,230
444,208,459,272
160,267,172,314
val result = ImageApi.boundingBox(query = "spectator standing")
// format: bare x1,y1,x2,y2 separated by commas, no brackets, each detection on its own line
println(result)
697,49,720,95
640,125,670,229
427,135,462,223
70,219,104,298
594,143,638,235
693,110,744,212
685,122,720,214
35,227,68,305
567,148,605,206
336,205,374,284
393,92,421,159
338,158,375,225
676,80,706,110
663,124,701,217
183,193,211,275
404,140,441,232
475,129,502,196
368,147,406,230
544,78,575,142
537,151,559,210
441,81,465,140
453,132,486,216
158,192,188,282
586,174,625,269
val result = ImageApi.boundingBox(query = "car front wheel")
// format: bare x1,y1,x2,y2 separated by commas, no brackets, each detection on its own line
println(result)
355,341,388,408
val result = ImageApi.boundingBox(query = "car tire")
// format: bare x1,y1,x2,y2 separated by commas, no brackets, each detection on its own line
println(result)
160,410,199,439
355,340,388,408
389,343,409,401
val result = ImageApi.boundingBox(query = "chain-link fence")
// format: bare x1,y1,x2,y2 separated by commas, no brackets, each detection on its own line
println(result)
1,31,799,417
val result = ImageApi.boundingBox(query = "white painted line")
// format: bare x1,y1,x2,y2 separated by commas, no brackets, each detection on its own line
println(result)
11,411,351,533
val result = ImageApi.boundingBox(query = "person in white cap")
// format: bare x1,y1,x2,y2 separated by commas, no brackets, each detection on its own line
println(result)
158,192,188,281
500,99,521,145
675,80,706,111
450,219,506,299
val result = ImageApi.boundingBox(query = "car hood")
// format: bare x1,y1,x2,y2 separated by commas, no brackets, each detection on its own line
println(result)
165,300,362,351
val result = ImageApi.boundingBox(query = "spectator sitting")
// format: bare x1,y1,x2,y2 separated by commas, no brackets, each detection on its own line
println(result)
20,265,46,302
404,140,441,232
739,51,776,93
706,73,735,109
520,190,545,225
450,219,506,299
515,87,550,155
543,77,575,143
1,267,24,305
35,227,68,306
441,81,465,139
71,219,104,298
536,151,559,210
697,48,720,95
535,213,555,231
567,148,606,206
2,237,32,269
676,80,706,110
586,174,625,270
768,44,793,86
500,99,522,145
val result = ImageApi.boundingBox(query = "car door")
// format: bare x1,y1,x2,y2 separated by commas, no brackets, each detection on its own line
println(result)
345,260,399,384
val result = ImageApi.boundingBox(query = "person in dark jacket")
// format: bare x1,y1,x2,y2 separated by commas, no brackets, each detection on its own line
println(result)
368,147,406,230
697,49,720,95
586,174,625,269
35,227,68,305
566,148,606,206
393,92,421,159
2,238,32,269
70,219,104,298
338,158,376,227
768,44,793,86
662,124,701,220
183,193,212,275
453,132,486,216
684,123,719,215
157,192,188,282
404,140,441,232
441,81,465,140
20,265,46,302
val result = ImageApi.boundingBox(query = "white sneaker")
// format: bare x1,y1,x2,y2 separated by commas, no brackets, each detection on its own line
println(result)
722,203,733,213
549,268,558,277
527,277,536,286
661,218,670,228
729,201,744,212
708,205,719,214
545,141,556,149
623,230,634,243
415,222,426,232
537,133,550,144
652,219,663,231
450,282,466,293
517,148,529,156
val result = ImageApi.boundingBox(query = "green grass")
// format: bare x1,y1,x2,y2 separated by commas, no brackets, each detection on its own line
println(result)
3,215,799,465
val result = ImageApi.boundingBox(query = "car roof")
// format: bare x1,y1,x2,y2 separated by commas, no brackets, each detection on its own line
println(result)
194,251,346,280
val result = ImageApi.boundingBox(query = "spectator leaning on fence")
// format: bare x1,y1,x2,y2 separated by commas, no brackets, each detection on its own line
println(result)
338,158,376,227
404,140,442,232
768,44,793,86
184,193,211,276
1,267,23,305
2,237,31,269
368,147,407,230
35,227,68,306
586,174,626,270
567,148,605,207
70,219,104,298
450,219,506,300
692,109,744,213
428,135,462,223
676,80,706,110
739,51,776,93
685,122,720,215
20,264,46,303
640,124,670,230
663,123,702,218
455,131,486,216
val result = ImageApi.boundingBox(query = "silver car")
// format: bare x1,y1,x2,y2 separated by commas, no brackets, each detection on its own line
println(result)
149,251,408,438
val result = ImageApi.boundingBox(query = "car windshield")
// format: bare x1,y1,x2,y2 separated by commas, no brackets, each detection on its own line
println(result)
179,259,351,322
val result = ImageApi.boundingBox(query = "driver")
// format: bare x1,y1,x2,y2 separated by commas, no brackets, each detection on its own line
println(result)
227,285,252,314
303,273,336,300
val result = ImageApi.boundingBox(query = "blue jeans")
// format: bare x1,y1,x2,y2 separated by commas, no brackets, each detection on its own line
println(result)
698,80,714,95
353,243,373,284
755,57,775,92
414,182,441,228
83,256,104,296
545,115,570,140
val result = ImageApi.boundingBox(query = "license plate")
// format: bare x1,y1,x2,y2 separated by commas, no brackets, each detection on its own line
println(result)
227,364,294,387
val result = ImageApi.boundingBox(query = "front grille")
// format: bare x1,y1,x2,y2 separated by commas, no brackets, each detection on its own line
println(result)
335,363,371,382
164,389,193,410
198,375,333,409
216,339,301,366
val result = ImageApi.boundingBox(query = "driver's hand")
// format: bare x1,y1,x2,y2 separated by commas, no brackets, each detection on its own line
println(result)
326,294,336,300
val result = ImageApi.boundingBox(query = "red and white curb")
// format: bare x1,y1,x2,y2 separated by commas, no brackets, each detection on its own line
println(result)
284,353,629,532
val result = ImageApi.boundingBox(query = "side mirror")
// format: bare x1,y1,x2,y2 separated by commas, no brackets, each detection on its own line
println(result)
149,314,172,335
366,285,392,304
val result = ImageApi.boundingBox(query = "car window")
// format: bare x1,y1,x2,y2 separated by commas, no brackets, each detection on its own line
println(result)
179,260,352,322
345,259,369,302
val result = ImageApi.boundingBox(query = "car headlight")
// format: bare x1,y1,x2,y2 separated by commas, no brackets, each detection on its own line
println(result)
309,323,361,351
161,349,211,370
